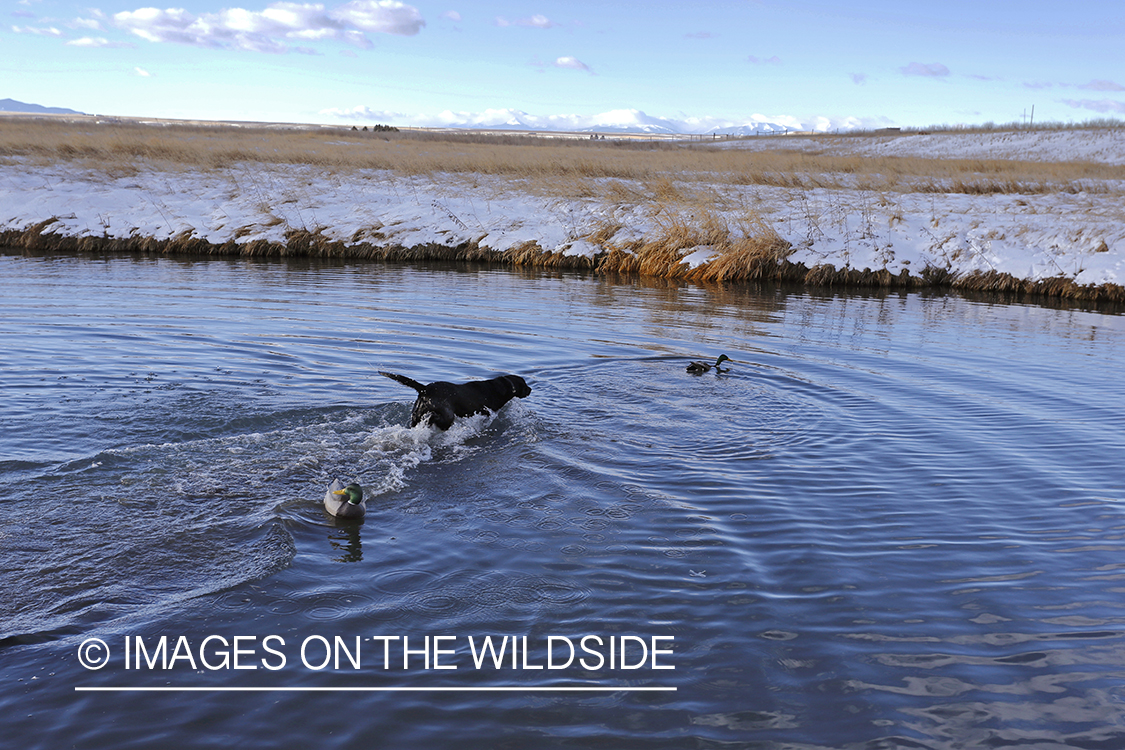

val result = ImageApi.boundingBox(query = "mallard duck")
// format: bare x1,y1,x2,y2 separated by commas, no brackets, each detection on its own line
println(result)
324,479,366,520
687,354,731,374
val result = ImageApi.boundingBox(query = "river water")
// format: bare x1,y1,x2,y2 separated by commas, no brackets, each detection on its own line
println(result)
2,251,1123,749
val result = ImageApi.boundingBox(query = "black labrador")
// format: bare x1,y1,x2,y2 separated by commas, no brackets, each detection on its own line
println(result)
380,371,532,430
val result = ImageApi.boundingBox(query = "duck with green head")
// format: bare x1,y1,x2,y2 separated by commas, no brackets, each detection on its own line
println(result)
324,478,366,520
687,354,731,374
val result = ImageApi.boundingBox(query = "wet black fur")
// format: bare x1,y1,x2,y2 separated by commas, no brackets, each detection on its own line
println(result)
380,371,532,430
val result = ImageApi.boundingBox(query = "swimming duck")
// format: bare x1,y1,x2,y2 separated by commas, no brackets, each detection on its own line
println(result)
324,479,366,520
687,354,731,374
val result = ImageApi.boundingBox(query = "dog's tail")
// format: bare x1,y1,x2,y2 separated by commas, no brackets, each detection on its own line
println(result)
379,371,426,392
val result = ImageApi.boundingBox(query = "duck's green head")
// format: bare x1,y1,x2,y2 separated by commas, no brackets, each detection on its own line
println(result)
333,483,364,505
716,354,731,366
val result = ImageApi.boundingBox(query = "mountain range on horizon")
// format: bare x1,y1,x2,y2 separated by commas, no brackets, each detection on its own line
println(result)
1,97,800,134
0,98,85,116
457,107,795,135
329,105,800,135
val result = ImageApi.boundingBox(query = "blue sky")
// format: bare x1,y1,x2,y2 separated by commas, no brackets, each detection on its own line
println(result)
4,0,1123,131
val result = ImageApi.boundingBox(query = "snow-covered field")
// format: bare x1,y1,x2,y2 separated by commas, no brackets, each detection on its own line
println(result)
2,128,1122,290
710,127,1125,165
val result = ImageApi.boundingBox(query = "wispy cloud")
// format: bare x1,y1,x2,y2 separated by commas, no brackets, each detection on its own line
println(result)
496,14,556,28
747,54,781,65
1061,98,1125,114
113,1,425,54
66,36,135,48
11,24,64,36
900,62,949,77
684,31,715,39
1079,79,1125,92
134,67,153,77
850,73,867,85
440,10,461,22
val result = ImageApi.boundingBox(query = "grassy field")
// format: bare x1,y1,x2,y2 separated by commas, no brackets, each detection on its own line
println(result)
3,117,1122,196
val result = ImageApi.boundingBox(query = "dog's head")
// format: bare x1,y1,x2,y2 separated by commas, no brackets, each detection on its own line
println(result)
504,375,532,399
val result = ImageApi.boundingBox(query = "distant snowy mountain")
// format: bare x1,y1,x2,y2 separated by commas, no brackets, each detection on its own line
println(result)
0,98,84,115
322,105,797,135
581,109,680,134
708,123,792,136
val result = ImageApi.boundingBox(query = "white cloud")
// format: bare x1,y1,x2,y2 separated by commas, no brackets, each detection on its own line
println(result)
441,10,461,22
747,54,781,65
113,1,423,54
334,1,424,34
554,55,590,72
11,24,64,36
73,17,103,30
900,62,949,77
320,104,402,121
134,67,153,77
1061,98,1125,114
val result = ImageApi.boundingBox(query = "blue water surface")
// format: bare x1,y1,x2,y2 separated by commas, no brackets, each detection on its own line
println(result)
1,251,1124,749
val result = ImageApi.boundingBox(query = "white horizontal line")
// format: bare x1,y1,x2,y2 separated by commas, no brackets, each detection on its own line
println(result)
75,685,676,693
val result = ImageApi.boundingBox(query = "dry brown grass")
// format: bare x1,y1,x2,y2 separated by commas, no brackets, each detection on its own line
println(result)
3,117,1122,196
591,207,796,282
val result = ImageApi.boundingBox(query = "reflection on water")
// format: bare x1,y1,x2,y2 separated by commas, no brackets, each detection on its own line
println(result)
1,251,1124,749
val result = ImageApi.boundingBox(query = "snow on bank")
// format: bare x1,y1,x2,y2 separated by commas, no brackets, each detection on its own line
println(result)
750,184,1122,286
0,162,599,257
1,129,1123,289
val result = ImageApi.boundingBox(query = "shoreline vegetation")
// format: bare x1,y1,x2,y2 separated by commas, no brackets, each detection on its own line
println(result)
2,116,1123,303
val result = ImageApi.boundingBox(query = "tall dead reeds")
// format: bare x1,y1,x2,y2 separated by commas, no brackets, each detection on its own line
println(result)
592,208,797,282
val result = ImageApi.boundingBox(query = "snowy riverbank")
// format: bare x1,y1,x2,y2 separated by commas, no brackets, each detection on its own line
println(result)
2,128,1122,298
